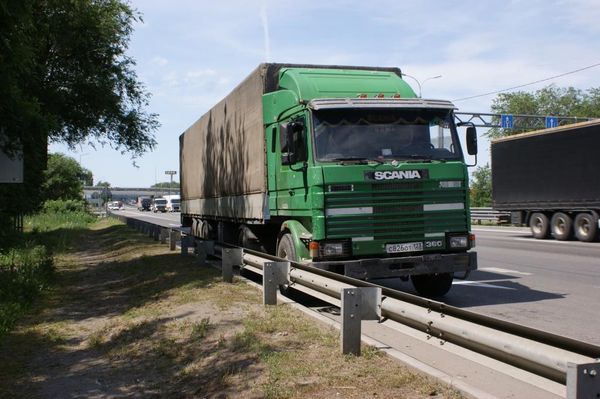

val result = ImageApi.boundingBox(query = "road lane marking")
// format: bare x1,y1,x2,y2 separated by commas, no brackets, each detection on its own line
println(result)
479,267,532,276
452,280,516,290
472,228,530,234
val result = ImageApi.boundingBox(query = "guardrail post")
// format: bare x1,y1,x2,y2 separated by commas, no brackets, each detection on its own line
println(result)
567,362,600,399
341,287,382,356
194,239,207,266
262,261,290,305
180,234,192,255
221,248,243,283
169,230,179,251
160,228,168,244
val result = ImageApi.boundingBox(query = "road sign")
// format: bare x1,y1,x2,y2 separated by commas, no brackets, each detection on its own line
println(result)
501,114,514,129
545,116,558,129
165,170,177,176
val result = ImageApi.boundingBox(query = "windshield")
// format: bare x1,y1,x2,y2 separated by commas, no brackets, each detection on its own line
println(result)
312,108,462,162
171,199,180,204
155,199,167,205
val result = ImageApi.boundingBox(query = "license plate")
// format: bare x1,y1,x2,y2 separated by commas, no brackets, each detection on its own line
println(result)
385,241,423,254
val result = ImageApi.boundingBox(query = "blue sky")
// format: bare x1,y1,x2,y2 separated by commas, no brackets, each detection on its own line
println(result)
50,0,600,187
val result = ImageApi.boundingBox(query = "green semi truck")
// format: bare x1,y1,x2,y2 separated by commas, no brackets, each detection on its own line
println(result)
180,63,478,297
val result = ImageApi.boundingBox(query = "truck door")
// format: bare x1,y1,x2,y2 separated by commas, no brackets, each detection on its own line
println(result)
275,116,310,215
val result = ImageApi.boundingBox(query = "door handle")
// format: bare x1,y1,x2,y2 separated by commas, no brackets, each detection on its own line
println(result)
288,190,295,196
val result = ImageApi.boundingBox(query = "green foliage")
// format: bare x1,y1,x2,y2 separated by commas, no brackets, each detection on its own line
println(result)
488,85,600,138
43,153,92,201
0,206,96,337
0,245,54,337
95,181,111,187
42,199,87,214
0,0,159,224
151,181,180,189
470,164,492,207
0,0,159,157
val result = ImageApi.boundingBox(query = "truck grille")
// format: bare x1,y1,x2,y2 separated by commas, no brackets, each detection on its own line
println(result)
324,181,467,241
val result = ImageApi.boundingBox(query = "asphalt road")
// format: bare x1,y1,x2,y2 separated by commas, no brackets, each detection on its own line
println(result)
114,209,600,346
382,226,600,346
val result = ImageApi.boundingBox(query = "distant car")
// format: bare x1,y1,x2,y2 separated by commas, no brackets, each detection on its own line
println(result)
107,201,122,211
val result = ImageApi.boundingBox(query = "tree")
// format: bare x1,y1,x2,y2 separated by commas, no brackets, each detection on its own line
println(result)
95,181,111,188
470,164,491,207
488,85,600,138
0,0,159,157
0,0,159,223
43,153,93,201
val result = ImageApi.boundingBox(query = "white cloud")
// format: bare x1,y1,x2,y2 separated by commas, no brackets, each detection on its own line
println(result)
151,56,168,67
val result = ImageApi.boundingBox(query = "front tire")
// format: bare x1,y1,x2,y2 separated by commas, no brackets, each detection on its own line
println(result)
529,212,550,239
276,234,296,296
551,212,573,241
411,273,453,298
574,213,598,242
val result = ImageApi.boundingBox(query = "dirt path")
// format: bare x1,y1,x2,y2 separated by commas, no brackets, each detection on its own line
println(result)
0,219,463,398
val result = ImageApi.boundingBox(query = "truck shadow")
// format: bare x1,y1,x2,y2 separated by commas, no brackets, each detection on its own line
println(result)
448,269,564,307
377,270,564,308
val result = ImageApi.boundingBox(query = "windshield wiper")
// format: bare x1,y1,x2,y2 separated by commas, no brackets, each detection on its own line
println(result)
330,157,369,165
401,154,433,163
331,157,387,165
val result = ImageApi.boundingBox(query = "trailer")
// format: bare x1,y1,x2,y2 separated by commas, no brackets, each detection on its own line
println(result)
492,119,600,242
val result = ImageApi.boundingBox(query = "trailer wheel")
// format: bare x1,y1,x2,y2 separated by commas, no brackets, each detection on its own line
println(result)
551,212,573,241
411,273,453,298
529,213,550,239
574,213,598,242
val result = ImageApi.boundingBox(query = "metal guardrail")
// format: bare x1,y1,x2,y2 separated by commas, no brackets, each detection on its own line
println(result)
471,207,511,224
109,212,600,398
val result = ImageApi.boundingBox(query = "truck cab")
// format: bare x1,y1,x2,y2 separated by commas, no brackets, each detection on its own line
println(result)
265,68,477,296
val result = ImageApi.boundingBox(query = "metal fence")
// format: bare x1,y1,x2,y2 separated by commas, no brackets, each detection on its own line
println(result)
470,207,510,224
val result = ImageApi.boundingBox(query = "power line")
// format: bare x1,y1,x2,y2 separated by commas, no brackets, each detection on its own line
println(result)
452,61,600,102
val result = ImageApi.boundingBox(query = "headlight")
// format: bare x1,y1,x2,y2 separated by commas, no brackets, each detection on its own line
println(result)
449,235,469,249
322,242,345,256
311,240,350,258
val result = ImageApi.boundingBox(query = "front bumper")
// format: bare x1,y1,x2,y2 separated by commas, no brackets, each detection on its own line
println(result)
310,251,477,280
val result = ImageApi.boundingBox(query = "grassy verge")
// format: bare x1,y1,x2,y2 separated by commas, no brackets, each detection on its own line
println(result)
0,206,98,337
0,218,464,398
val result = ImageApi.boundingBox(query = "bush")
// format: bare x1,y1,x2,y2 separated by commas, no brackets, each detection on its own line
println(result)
42,199,87,214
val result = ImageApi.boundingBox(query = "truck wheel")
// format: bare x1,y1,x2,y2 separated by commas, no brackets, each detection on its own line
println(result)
529,213,550,239
411,273,453,298
551,212,573,241
276,233,297,262
276,234,296,296
574,213,598,242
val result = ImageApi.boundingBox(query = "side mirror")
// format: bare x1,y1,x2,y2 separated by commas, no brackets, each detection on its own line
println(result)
466,126,478,155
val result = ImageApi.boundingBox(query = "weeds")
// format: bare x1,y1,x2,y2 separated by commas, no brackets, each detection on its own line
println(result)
0,205,96,338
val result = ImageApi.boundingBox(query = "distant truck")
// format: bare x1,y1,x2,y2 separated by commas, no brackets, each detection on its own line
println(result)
180,63,479,297
163,195,181,212
152,198,168,213
492,119,600,242
137,196,152,212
